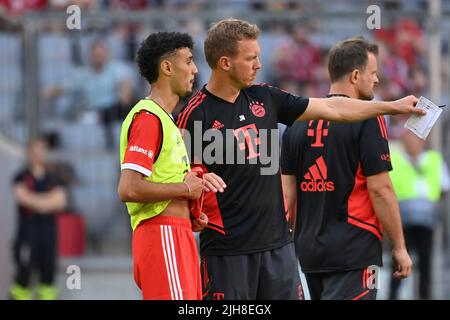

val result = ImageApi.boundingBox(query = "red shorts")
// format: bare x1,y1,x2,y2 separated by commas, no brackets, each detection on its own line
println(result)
132,215,202,300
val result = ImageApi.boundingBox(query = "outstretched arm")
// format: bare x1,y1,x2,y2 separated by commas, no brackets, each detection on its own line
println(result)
299,95,425,122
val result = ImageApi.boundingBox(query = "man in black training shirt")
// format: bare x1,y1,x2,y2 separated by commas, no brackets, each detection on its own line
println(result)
10,137,67,300
178,19,420,300
281,37,412,300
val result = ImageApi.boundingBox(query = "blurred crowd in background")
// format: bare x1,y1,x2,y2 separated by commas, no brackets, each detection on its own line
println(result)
1,1,445,116
1,0,450,299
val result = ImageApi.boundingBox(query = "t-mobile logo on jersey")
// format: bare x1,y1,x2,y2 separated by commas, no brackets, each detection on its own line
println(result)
307,120,330,147
212,292,225,300
233,123,260,160
301,156,335,192
181,121,280,176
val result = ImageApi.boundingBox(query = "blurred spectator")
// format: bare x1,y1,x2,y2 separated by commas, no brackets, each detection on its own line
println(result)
374,18,428,98
388,130,450,299
9,137,67,300
408,65,428,94
0,0,47,15
271,24,321,94
307,47,330,97
165,0,208,10
49,0,98,11
106,24,139,62
108,0,150,10
377,41,410,98
394,18,426,67
43,40,134,149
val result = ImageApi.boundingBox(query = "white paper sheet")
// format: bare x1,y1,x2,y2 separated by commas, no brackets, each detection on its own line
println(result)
404,96,443,140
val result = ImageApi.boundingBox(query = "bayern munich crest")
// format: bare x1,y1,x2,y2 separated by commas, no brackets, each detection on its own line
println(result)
249,101,265,117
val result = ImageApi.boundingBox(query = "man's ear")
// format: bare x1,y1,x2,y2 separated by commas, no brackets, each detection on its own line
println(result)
217,56,231,71
350,69,360,85
160,59,173,77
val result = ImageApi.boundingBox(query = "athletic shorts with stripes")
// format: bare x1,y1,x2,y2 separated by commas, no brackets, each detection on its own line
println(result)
132,215,202,300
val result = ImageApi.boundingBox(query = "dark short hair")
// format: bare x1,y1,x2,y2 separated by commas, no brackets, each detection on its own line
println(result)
328,37,379,83
136,32,194,84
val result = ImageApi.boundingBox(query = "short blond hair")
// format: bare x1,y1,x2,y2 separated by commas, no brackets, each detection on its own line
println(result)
204,18,260,69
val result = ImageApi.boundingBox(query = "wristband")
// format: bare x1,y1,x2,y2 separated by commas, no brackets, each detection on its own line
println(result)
183,181,191,197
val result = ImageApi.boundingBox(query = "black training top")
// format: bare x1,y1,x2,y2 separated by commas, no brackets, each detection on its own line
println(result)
177,84,309,256
281,96,391,272
13,168,62,224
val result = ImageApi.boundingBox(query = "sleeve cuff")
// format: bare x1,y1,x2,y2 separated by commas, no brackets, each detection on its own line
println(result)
121,163,152,177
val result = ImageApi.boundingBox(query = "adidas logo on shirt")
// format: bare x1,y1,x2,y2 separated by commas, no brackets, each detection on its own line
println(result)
301,156,335,192
211,120,225,130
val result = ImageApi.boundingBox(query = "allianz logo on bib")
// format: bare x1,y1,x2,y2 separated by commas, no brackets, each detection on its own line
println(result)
128,145,153,159
300,156,335,192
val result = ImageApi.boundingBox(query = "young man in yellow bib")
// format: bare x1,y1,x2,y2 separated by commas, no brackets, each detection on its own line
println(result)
118,32,225,300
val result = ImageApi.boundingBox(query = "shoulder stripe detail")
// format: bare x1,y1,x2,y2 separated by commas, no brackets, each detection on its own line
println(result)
376,116,384,138
381,116,389,139
177,91,206,129
176,91,202,127
177,91,202,126
376,116,388,139
177,92,206,129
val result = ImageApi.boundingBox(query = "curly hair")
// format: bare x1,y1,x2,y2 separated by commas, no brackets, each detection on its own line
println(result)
136,32,194,84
